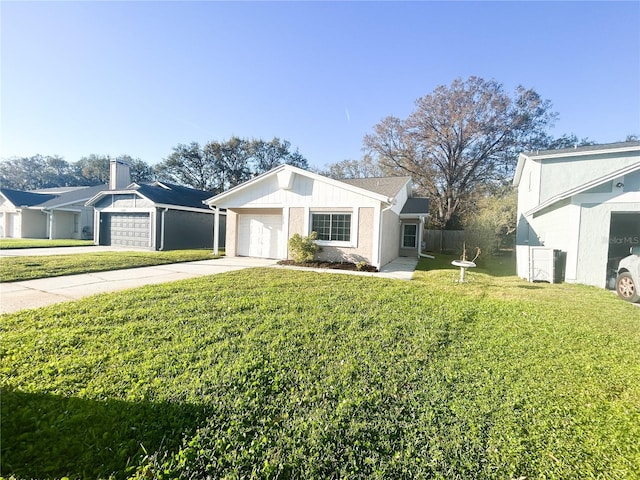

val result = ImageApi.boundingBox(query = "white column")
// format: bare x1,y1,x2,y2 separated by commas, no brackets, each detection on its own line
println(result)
213,207,220,255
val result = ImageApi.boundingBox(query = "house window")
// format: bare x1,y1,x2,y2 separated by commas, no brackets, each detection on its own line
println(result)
73,214,79,233
311,213,351,242
402,224,418,248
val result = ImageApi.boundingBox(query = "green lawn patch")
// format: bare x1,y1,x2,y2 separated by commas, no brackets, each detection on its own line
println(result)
2,266,639,479
0,238,95,249
0,250,218,282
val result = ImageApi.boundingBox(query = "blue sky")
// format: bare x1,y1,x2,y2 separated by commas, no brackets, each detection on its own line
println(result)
1,1,639,170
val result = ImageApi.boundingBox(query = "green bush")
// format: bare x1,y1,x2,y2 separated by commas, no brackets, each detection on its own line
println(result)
288,232,321,263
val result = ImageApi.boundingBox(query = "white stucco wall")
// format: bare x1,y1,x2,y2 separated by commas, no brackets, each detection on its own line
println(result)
539,150,640,203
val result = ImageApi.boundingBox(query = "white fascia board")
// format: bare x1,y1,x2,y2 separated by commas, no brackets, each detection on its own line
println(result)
525,162,640,216
204,164,393,206
85,189,136,206
153,203,217,214
525,144,640,161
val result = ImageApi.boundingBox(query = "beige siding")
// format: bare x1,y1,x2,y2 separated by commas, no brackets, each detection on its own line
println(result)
316,207,375,264
226,210,238,256
287,207,305,259
380,209,400,267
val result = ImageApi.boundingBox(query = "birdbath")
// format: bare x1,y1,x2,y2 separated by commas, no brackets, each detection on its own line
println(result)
451,259,476,283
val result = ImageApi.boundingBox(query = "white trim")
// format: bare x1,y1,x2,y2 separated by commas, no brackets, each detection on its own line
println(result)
205,164,393,206
309,211,356,247
401,223,419,249
282,206,290,258
525,162,640,216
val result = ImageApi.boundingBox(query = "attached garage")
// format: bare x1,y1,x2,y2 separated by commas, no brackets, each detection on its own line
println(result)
87,182,223,251
237,214,283,258
99,212,151,248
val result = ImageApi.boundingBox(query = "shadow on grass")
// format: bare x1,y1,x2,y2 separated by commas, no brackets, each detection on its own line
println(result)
1,389,208,479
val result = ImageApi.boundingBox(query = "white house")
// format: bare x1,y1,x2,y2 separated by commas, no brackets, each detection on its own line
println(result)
0,185,105,240
513,141,640,288
204,165,429,269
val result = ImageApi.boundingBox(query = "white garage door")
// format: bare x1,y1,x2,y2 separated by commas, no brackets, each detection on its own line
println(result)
238,214,283,258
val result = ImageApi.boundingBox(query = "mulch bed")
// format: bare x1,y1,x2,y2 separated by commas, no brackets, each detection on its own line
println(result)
277,260,378,272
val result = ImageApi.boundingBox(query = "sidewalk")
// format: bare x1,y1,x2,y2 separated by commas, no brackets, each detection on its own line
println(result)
0,257,418,315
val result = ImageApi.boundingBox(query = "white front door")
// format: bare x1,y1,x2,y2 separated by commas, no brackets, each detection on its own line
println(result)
238,214,283,258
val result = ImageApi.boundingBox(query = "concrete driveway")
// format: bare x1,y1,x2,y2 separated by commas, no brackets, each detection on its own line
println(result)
0,256,277,314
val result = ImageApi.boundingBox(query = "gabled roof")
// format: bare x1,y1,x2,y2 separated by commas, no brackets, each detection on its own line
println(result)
0,188,58,207
205,164,402,206
1,185,109,209
339,176,411,198
86,181,214,212
525,161,640,216
514,141,640,186
400,197,430,216
134,182,214,209
37,185,107,208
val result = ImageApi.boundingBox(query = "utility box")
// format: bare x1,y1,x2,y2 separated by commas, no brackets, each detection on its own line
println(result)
529,247,564,284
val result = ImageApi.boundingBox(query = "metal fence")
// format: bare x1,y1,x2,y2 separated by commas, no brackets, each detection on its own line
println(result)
424,229,465,254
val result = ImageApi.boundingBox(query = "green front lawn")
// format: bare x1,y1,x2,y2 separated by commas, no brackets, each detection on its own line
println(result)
0,250,219,282
0,238,95,249
2,257,639,479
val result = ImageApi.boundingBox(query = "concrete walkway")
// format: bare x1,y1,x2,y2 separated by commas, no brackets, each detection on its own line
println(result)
0,256,418,315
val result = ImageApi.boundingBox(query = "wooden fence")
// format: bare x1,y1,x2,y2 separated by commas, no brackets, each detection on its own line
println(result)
424,229,465,254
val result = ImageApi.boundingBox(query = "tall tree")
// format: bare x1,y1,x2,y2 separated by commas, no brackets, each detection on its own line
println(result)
206,137,253,192
156,137,309,193
364,76,557,229
321,155,384,179
155,143,216,192
74,154,111,185
250,137,309,173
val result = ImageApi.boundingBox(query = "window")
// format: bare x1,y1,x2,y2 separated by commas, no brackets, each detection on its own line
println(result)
311,213,351,242
73,214,80,234
402,224,418,248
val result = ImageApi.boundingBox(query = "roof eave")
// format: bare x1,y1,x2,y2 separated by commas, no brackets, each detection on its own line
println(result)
524,162,640,216
205,164,393,206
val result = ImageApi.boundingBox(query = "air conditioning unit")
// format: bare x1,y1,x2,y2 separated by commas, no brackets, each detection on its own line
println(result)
529,247,564,284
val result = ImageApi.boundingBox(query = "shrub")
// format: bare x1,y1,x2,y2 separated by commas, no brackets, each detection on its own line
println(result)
288,232,321,263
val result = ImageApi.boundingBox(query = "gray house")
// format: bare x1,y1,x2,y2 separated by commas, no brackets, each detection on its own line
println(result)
86,181,225,251
513,141,640,288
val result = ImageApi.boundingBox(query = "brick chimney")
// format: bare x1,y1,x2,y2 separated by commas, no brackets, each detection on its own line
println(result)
109,158,132,190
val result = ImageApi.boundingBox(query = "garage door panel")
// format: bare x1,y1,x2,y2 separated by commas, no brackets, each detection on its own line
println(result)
102,213,151,247
238,214,282,259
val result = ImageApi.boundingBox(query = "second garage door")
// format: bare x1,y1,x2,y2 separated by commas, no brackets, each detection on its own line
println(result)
238,214,283,258
101,212,151,247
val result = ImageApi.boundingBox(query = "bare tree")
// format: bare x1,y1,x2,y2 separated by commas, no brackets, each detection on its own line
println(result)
364,77,557,229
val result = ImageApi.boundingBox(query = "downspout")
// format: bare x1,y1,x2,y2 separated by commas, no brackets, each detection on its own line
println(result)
159,208,168,251
418,215,435,259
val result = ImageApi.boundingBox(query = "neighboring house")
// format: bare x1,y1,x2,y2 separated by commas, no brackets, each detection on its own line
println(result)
0,158,132,240
204,164,429,269
0,185,105,240
513,141,640,289
86,181,225,250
